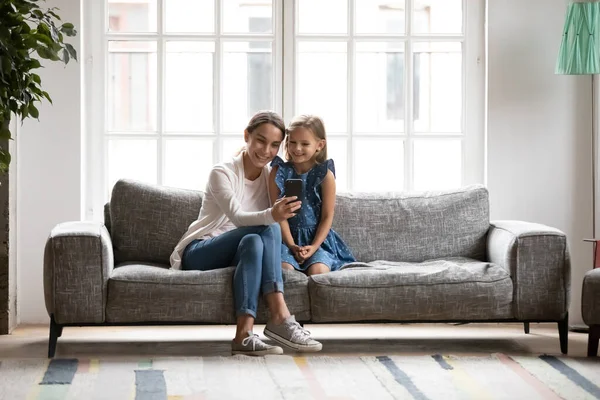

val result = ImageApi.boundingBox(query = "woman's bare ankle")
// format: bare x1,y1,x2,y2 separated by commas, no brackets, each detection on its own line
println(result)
235,314,255,343
268,313,291,325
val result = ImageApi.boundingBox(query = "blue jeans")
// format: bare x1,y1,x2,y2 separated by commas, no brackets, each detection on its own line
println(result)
181,224,285,318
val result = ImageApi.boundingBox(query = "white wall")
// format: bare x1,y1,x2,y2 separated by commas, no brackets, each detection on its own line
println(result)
16,0,592,326
488,0,591,325
17,0,82,323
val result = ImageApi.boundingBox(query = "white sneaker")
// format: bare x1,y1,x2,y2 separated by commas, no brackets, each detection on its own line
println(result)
264,316,322,352
231,331,284,356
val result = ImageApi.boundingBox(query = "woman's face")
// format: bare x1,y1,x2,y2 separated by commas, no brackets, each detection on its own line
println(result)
244,123,284,169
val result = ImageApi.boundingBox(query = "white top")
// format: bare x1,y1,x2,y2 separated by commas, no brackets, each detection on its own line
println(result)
169,152,275,270
201,172,270,239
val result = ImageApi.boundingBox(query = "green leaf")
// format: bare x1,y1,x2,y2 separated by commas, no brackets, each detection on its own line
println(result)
32,73,41,84
62,48,69,64
19,104,29,119
65,43,77,61
27,59,42,69
0,148,11,174
48,10,61,20
28,103,39,119
0,123,11,140
35,32,53,46
60,24,76,37
37,46,60,61
1,56,12,76
42,91,52,104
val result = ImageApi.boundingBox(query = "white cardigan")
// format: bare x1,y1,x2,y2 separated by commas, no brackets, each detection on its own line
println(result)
169,152,275,270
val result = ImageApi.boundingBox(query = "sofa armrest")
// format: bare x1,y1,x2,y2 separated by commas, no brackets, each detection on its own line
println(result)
44,221,114,324
487,220,570,321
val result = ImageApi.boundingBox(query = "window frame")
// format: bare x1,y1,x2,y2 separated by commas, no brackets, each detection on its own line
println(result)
84,0,485,220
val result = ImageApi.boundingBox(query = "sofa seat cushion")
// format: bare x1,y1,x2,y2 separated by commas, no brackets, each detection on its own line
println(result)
106,264,310,323
308,258,513,322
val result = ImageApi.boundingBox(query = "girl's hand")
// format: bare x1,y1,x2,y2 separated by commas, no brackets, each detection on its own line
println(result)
298,245,318,262
290,244,304,263
271,197,301,222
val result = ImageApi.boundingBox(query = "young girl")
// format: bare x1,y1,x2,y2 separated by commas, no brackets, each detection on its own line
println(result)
269,115,356,276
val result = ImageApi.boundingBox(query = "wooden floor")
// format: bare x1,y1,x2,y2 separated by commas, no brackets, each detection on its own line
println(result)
0,322,592,359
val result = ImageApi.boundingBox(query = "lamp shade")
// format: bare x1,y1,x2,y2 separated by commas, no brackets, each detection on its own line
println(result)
557,1,600,75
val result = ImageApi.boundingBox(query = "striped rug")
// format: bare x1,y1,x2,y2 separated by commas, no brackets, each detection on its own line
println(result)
0,353,599,399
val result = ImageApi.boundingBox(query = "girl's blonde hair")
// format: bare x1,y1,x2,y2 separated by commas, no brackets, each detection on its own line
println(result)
285,115,327,163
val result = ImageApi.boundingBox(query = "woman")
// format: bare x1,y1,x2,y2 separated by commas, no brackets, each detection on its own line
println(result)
170,111,322,356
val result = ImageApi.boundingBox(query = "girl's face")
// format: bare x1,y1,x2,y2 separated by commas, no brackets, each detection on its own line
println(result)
244,123,284,169
287,127,324,164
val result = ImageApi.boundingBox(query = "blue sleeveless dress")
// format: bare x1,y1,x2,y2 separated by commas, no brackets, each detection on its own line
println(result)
271,156,356,272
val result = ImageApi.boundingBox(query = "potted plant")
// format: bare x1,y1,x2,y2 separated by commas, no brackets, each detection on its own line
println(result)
0,0,78,172
0,0,77,334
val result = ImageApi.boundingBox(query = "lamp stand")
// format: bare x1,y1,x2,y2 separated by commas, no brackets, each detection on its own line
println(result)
576,75,599,333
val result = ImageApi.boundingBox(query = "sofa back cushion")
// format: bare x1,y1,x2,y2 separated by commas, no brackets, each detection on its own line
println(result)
109,179,203,265
333,185,489,262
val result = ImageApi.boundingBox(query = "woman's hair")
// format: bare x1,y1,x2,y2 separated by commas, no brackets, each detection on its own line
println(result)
246,110,286,138
233,111,286,156
285,115,327,163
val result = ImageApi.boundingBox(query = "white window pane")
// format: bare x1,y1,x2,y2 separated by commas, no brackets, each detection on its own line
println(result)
223,42,273,133
413,0,462,35
297,42,347,133
222,137,247,161
165,42,215,133
108,41,157,132
223,0,272,33
166,0,214,33
354,139,403,191
355,0,405,34
108,0,157,32
108,139,157,191
413,42,462,133
164,139,214,191
355,42,405,133
298,0,347,34
326,138,348,192
413,139,461,191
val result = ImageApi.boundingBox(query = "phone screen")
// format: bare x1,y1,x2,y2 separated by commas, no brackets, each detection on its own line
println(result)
284,179,303,203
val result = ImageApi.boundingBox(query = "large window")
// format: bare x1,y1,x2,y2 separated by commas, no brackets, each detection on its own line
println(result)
85,0,484,219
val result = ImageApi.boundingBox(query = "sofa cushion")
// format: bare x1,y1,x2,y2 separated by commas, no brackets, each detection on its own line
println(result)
308,258,513,322
333,185,489,263
582,268,600,326
105,264,310,323
109,179,203,265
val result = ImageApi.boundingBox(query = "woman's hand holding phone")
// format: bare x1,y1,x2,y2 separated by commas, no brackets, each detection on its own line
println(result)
271,196,301,222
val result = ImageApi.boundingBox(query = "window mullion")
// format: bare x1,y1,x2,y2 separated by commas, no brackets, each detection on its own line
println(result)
406,0,414,191
214,0,222,165
274,0,284,116
157,0,165,185
347,0,354,191
282,0,295,124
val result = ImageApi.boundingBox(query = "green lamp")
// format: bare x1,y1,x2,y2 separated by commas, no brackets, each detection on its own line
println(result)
557,0,600,332
557,0,600,232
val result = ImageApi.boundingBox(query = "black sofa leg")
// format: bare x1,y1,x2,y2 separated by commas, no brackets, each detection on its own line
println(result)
48,315,63,358
558,314,568,355
588,325,600,357
524,322,530,334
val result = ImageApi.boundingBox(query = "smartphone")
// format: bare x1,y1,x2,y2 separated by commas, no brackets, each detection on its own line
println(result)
284,179,303,205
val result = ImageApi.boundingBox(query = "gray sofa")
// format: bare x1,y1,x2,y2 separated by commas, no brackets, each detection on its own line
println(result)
43,180,571,358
